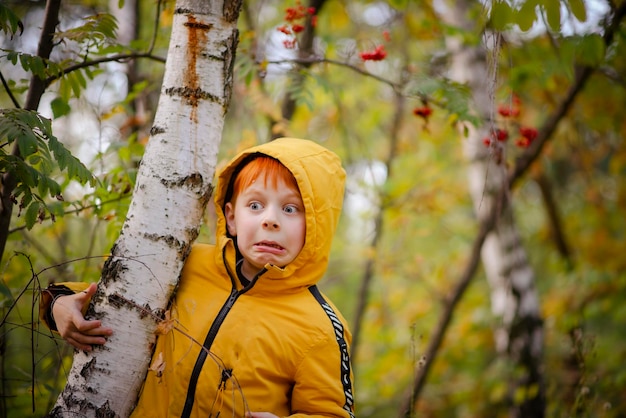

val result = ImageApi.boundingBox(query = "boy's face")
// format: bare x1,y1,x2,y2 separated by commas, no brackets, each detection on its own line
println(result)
225,175,306,280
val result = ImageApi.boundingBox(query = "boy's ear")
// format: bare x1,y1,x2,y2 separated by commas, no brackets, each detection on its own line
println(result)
225,202,237,236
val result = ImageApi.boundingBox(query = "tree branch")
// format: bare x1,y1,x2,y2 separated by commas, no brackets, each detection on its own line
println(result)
0,70,21,108
264,56,402,92
43,52,166,88
8,194,131,234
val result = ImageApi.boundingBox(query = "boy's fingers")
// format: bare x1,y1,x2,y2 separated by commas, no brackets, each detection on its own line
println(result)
82,325,113,337
72,285,96,312
66,337,92,352
75,283,97,304
93,326,113,336
74,333,107,346
76,319,101,332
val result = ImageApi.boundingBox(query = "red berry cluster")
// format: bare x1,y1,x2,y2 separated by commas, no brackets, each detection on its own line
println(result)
359,30,392,61
413,105,433,119
483,94,539,149
412,103,434,131
359,45,387,61
482,128,508,146
516,127,538,148
277,1,317,49
497,104,520,118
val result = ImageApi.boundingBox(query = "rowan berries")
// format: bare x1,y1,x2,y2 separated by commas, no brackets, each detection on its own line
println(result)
413,106,433,119
360,45,387,61
277,2,317,49
498,105,520,117
519,126,538,141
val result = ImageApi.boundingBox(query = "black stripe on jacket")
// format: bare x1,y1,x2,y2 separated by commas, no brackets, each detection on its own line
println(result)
309,285,355,418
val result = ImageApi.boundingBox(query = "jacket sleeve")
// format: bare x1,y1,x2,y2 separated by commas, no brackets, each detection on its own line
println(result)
289,333,355,418
39,282,91,331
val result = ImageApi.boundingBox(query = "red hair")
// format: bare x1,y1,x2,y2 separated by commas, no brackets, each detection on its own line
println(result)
230,156,299,203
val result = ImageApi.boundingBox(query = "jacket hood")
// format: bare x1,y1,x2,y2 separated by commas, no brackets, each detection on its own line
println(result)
214,137,346,291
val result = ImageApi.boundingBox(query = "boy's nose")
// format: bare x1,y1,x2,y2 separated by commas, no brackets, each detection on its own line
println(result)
263,219,280,230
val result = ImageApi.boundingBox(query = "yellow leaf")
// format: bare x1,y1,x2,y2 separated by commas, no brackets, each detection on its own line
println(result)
149,352,166,380
155,310,175,335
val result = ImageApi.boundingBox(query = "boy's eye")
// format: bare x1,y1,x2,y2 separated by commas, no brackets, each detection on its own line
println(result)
249,202,262,210
283,205,298,214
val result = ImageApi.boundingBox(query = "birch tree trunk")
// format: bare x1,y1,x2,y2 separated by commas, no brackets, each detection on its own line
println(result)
50,1,242,416
442,2,545,416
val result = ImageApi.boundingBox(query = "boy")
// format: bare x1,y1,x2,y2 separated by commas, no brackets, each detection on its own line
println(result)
43,138,355,417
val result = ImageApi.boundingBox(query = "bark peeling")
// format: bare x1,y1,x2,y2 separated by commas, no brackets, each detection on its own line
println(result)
183,14,210,121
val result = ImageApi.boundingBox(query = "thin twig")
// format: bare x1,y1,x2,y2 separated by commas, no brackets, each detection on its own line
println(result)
43,52,165,88
8,193,131,234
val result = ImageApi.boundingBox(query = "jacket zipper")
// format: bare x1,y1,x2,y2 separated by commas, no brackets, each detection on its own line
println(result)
180,248,266,418
180,288,239,418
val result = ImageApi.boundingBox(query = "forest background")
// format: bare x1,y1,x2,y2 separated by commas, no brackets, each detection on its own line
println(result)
0,0,625,417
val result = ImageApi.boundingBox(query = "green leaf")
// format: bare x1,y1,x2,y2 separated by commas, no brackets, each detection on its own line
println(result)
0,3,23,38
6,50,18,65
575,34,605,66
542,1,561,32
29,55,46,79
55,13,118,45
18,187,33,206
0,279,13,305
491,1,515,31
16,129,38,157
567,0,587,22
18,160,39,188
69,70,87,97
50,97,71,118
58,72,72,102
517,0,539,32
0,109,96,211
47,134,95,186
24,200,42,229
38,176,61,198
19,53,30,72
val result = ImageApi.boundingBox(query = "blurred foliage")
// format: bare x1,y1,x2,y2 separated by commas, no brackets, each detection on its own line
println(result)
0,0,625,417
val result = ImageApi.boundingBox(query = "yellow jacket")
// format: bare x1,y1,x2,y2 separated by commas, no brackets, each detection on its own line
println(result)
129,138,354,417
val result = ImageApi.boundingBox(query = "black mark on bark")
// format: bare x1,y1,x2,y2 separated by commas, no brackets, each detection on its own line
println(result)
150,125,165,136
165,86,220,104
80,357,96,379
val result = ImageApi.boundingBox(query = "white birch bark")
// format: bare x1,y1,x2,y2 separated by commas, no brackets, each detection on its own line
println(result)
441,1,545,415
51,1,242,417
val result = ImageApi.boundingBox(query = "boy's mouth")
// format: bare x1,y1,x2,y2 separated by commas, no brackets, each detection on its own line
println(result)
255,241,285,251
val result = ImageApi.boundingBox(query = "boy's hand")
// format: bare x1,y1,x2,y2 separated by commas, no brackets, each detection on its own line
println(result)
52,283,113,351
245,413,278,418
